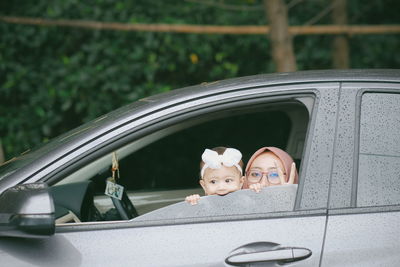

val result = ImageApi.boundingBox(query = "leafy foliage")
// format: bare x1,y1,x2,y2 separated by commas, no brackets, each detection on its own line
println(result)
0,0,399,159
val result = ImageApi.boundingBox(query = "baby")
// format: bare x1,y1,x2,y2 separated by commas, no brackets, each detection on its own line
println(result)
185,147,245,205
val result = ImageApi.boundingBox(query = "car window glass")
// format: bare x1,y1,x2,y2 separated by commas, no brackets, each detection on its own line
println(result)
357,92,400,207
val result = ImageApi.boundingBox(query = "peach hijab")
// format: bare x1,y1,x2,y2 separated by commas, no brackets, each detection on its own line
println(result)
242,146,299,189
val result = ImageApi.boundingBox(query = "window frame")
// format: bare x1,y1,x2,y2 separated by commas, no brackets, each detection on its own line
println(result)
42,84,341,230
328,83,400,212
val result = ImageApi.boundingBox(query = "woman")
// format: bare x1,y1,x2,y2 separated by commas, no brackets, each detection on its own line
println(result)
242,146,298,192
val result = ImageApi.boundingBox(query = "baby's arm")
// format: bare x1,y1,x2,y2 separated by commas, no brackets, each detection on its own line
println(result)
185,194,201,205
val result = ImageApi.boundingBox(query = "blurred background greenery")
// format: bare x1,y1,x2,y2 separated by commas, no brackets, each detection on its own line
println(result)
1,0,399,160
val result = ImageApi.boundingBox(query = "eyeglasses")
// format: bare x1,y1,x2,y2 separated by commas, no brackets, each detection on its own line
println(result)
246,168,282,184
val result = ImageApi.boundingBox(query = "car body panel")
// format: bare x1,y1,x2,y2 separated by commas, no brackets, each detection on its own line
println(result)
1,214,326,266
323,209,400,266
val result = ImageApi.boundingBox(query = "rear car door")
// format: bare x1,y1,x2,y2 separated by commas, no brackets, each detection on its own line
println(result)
322,83,400,266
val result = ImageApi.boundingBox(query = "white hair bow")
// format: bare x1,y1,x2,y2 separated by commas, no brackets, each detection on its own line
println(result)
200,148,243,178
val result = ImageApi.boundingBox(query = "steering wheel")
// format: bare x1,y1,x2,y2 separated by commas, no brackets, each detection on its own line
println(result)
111,190,139,220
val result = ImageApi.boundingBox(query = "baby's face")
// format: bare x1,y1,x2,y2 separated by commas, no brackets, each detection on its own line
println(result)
247,152,285,187
200,165,244,196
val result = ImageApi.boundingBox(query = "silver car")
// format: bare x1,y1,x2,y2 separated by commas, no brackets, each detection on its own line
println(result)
0,69,399,266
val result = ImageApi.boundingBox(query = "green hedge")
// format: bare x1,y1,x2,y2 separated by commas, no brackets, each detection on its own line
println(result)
1,0,399,159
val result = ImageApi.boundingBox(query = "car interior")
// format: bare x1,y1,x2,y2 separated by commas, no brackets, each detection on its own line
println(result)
51,96,312,224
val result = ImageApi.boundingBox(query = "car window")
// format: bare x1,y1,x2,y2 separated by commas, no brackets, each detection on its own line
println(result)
134,185,298,221
357,92,400,207
53,97,311,223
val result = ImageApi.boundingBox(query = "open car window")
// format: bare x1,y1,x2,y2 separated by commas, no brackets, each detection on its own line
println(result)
52,95,312,224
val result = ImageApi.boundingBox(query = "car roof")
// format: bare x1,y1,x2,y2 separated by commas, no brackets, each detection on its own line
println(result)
144,68,400,102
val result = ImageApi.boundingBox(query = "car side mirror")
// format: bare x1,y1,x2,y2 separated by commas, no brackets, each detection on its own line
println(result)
0,183,55,238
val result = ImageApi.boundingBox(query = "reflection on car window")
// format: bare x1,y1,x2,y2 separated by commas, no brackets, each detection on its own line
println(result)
134,185,298,222
357,92,400,207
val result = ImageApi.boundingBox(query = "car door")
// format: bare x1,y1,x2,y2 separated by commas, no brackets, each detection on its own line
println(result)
322,83,400,266
0,81,340,266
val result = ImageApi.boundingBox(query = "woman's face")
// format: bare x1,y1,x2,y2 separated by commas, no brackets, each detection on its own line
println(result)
246,152,286,187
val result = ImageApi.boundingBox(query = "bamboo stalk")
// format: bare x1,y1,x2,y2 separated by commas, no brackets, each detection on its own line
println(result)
1,16,400,35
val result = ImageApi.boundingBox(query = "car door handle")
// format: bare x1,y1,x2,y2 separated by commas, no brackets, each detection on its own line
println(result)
225,247,312,265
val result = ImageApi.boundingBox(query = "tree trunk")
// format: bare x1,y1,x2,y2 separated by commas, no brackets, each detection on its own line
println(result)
332,0,349,69
264,0,297,72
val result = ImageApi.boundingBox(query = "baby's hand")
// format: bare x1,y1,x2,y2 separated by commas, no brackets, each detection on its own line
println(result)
185,194,201,205
249,183,263,193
